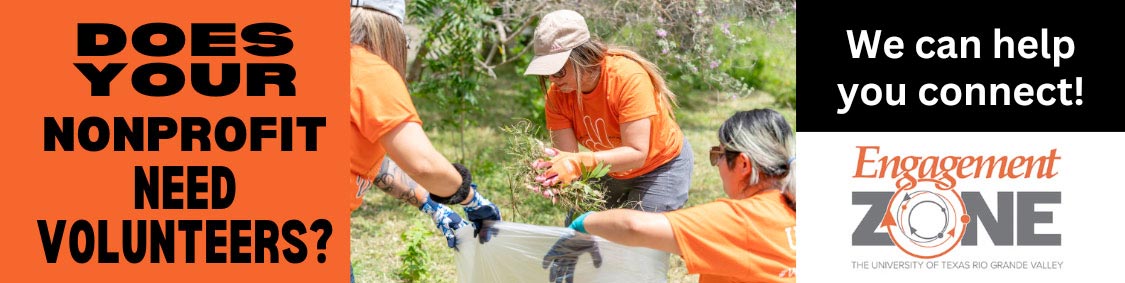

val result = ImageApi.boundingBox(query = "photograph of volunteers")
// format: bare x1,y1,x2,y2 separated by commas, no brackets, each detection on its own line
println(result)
526,9,693,214
564,109,797,282
348,0,500,281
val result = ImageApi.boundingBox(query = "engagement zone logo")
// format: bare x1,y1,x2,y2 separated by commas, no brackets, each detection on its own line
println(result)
882,185,967,259
849,146,1064,270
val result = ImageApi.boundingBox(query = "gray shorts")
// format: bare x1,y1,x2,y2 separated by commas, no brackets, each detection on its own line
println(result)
601,138,693,212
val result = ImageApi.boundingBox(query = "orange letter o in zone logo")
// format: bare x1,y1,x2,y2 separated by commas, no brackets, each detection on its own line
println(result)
882,187,970,258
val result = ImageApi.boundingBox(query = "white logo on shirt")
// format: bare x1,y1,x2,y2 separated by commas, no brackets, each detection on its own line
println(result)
581,115,615,151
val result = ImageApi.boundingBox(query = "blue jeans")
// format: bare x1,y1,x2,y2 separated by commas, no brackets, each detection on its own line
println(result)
602,138,694,212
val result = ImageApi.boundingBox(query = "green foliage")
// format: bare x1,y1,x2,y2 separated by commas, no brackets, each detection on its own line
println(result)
395,220,433,282
714,13,797,107
580,162,611,181
407,0,494,161
606,5,796,108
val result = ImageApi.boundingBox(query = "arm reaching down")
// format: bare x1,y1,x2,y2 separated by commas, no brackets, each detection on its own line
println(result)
373,157,429,207
550,128,580,153
590,117,650,172
375,157,500,248
379,122,464,198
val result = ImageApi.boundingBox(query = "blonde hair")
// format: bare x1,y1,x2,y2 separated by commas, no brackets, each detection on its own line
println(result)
539,39,678,117
350,7,408,78
719,109,796,208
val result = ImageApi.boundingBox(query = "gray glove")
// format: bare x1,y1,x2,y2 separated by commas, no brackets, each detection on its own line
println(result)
541,232,602,283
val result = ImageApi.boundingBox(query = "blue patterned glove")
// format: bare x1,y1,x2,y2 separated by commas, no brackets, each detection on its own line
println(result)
420,196,469,250
462,184,501,244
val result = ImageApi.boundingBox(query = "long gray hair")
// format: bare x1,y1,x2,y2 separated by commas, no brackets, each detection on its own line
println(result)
718,109,796,208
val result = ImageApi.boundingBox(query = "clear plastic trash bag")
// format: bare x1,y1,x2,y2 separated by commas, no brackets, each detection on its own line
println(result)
455,221,670,282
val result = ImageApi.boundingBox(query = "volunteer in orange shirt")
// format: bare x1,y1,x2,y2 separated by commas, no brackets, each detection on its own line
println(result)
561,109,798,283
525,10,693,214
348,0,500,256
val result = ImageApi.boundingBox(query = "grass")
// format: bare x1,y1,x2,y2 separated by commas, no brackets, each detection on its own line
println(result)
350,66,795,281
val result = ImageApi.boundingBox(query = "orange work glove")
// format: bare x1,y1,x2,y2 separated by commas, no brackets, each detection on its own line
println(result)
535,149,598,187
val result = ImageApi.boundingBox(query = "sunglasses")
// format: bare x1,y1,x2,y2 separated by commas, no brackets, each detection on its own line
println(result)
709,146,741,166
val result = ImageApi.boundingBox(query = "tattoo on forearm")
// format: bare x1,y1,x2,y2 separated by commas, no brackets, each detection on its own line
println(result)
375,157,422,206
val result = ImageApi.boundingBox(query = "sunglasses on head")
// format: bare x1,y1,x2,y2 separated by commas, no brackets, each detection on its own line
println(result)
709,145,741,166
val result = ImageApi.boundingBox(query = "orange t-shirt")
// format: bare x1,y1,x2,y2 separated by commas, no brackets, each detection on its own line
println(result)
664,190,797,283
349,45,422,211
545,54,683,179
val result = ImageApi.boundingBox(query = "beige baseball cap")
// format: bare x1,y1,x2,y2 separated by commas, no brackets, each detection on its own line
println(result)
524,10,590,76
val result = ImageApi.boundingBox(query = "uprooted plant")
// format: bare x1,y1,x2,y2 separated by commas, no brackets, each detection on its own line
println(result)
502,120,609,214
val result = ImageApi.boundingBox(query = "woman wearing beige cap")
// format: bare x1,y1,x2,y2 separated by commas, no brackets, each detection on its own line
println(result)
527,10,693,214
348,2,500,281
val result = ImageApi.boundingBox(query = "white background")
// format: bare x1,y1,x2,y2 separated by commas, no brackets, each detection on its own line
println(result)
797,132,1119,282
